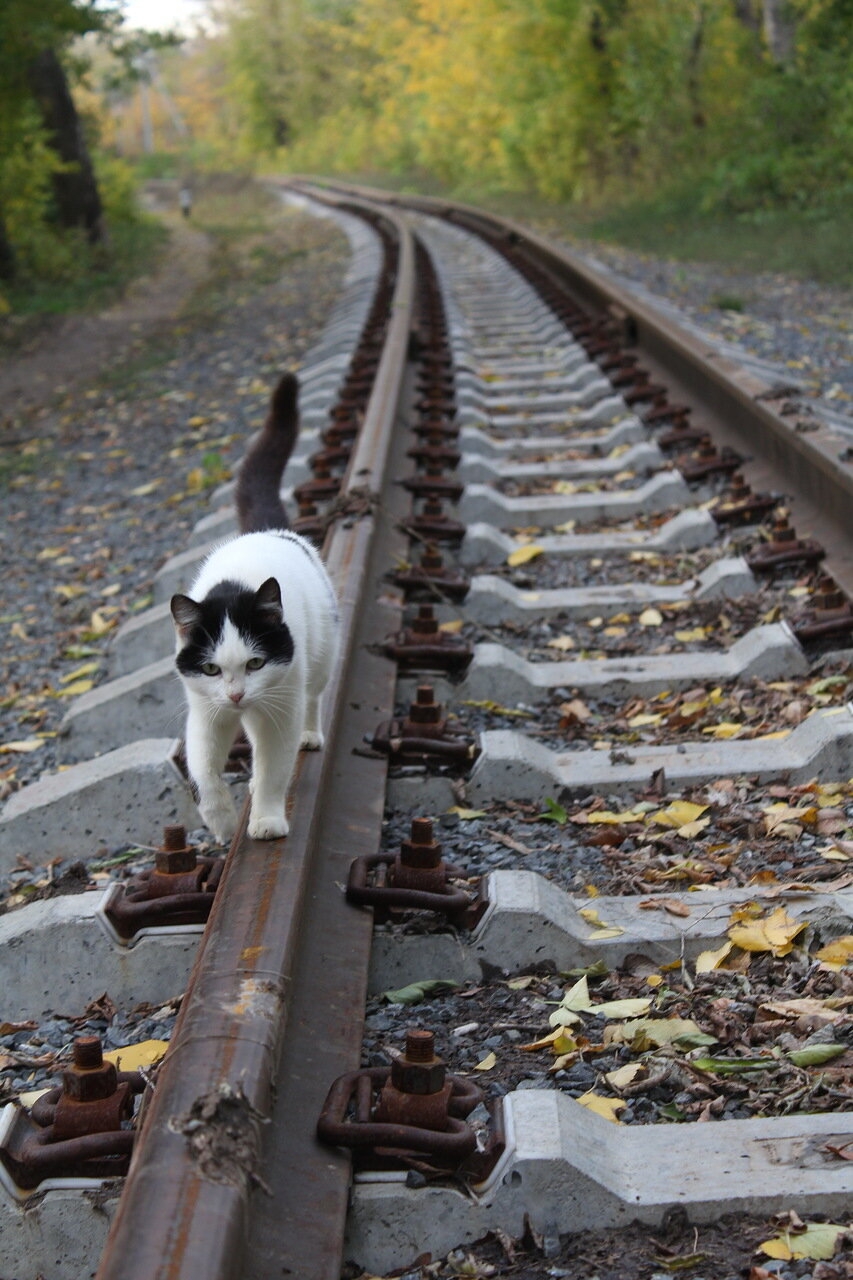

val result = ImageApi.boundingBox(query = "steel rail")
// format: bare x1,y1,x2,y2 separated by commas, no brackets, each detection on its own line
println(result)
95,198,415,1280
298,178,853,595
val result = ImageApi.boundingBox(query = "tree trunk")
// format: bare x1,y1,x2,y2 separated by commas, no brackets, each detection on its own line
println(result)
28,48,105,244
0,211,16,282
762,0,796,65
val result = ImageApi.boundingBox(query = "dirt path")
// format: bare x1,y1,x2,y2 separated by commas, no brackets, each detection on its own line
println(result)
0,213,211,420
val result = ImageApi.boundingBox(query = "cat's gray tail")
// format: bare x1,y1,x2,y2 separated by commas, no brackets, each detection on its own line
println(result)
235,372,299,532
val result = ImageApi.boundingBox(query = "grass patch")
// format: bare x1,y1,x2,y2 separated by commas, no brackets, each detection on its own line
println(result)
0,216,168,355
323,169,853,286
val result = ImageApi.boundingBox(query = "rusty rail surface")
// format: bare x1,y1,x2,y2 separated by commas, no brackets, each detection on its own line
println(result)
95,196,414,1280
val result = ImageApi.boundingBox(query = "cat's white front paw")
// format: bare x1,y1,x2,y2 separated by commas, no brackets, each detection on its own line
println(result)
248,812,289,840
300,730,324,750
200,796,238,844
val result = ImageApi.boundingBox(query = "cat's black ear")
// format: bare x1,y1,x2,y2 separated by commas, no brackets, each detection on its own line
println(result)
255,577,283,621
171,593,202,634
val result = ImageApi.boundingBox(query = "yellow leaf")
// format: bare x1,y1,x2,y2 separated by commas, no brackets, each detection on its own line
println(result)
0,738,47,755
701,722,744,739
577,808,647,825
103,1039,169,1071
650,801,708,829
677,817,712,838
603,625,627,638
576,1091,626,1123
55,679,95,697
507,544,544,567
547,635,576,651
592,997,653,1019
54,584,88,599
519,1027,564,1051
605,1062,644,1090
728,906,807,956
638,608,663,627
696,941,734,973
130,480,162,497
553,520,576,534
439,620,464,634
760,1223,849,1261
674,627,708,642
578,908,625,938
607,613,632,625
89,609,119,636
60,662,99,684
627,713,663,727
475,1051,497,1071
444,807,487,821
814,936,853,969
37,547,65,561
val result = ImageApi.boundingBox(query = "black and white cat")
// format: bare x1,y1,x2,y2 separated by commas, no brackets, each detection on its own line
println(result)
170,374,339,842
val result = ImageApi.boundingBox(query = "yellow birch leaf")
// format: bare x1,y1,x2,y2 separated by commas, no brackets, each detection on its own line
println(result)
130,480,162,497
814,936,853,969
475,1051,497,1071
603,625,627,638
628,713,663,727
677,817,712,839
757,729,791,740
701,723,744,739
696,941,734,973
548,635,576,651
605,1062,644,1090
54,584,88,599
55,679,95,697
578,908,625,938
519,1028,564,1051
728,906,807,956
439,620,464,634
576,1091,626,1123
638,608,664,627
760,1223,849,1261
60,662,99,684
444,806,487,820
103,1039,169,1071
592,997,653,1019
650,801,708,828
674,627,709,642
507,544,544,567
0,738,47,754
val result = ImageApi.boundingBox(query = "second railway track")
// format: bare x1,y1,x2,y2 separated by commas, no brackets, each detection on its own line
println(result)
2,183,853,1278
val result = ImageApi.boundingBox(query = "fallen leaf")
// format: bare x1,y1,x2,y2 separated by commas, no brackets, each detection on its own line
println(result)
382,979,458,1005
759,1222,849,1261
639,608,664,627
0,738,47,754
103,1039,169,1071
814,936,853,969
475,1051,497,1071
576,1091,626,1122
728,906,807,956
650,801,708,829
507,544,544,567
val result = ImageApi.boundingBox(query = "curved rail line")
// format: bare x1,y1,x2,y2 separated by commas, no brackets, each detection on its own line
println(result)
4,182,853,1280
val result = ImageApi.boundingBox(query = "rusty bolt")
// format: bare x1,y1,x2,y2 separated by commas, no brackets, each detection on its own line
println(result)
769,513,796,544
62,1036,118,1102
813,576,845,612
155,825,196,875
400,818,442,869
391,1029,447,1095
408,686,442,726
410,606,439,637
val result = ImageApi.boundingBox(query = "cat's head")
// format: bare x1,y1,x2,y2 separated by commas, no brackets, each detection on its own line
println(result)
170,577,294,707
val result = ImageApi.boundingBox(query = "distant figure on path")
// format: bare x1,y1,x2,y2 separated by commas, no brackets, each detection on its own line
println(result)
179,185,192,219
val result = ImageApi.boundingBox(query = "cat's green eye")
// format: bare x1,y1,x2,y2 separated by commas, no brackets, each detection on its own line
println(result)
201,662,221,676
246,657,266,671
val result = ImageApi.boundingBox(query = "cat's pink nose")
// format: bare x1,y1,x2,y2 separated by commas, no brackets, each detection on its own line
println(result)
229,690,244,704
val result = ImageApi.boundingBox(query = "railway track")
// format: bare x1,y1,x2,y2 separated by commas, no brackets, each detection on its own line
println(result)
2,183,853,1279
